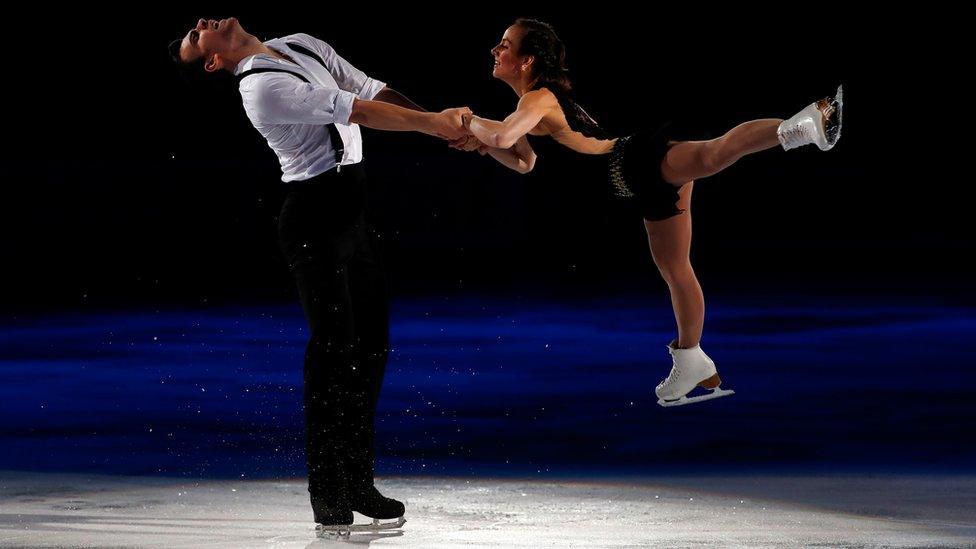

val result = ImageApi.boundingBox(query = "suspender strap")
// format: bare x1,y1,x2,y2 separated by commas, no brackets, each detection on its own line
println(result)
237,51,345,165
284,42,345,163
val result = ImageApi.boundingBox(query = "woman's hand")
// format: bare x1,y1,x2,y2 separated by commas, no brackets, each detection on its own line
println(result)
448,135,483,152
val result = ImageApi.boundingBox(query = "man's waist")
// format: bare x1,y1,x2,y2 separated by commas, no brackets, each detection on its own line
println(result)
285,161,366,187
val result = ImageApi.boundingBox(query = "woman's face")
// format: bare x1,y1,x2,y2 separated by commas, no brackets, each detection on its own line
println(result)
490,25,526,81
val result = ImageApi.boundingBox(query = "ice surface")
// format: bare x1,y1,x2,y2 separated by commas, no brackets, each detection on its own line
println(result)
1,471,973,548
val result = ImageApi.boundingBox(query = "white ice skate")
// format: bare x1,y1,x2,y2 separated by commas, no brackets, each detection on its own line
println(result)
316,516,406,538
777,85,844,151
655,341,734,407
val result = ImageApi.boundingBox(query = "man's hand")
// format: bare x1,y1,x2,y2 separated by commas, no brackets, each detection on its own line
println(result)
430,107,472,141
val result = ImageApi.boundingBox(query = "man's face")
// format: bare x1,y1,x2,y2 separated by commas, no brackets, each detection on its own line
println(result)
178,17,242,73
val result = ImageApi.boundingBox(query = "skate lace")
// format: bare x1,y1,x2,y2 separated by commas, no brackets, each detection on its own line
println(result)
779,123,806,150
661,364,681,388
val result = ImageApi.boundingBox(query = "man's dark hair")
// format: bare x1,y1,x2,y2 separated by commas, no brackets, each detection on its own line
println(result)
168,37,208,84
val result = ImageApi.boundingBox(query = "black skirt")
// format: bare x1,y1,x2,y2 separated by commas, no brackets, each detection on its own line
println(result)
609,129,685,221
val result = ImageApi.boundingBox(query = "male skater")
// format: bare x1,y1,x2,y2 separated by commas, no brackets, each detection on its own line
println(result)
170,16,469,531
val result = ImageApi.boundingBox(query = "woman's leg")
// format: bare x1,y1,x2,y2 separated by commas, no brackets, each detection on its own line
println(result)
660,119,782,185
660,86,843,185
644,182,703,349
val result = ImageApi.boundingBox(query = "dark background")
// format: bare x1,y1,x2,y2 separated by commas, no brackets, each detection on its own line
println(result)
2,9,968,311
0,10,972,479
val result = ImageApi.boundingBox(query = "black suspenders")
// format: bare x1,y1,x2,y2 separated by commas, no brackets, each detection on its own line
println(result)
237,42,345,166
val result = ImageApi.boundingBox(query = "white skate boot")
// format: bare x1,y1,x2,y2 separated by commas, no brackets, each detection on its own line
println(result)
777,85,844,151
655,341,734,407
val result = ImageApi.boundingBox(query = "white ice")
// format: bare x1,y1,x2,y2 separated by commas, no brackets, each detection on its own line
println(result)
1,471,973,548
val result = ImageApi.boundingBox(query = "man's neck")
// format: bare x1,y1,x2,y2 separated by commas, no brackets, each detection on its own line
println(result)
224,35,271,72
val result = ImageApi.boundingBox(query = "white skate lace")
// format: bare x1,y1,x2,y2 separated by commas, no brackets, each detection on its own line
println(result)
778,123,809,151
781,86,843,152
659,363,681,389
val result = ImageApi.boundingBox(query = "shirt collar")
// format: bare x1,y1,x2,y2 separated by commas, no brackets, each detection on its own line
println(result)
233,39,283,76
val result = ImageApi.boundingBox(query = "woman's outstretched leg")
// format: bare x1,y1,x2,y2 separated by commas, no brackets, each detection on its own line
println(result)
661,119,782,184
660,86,843,185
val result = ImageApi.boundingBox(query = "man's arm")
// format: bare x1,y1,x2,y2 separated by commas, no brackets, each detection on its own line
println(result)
372,87,426,112
350,98,468,140
296,34,387,100
242,74,468,140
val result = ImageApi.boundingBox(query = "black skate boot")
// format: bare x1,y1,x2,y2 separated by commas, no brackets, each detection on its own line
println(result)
350,485,405,520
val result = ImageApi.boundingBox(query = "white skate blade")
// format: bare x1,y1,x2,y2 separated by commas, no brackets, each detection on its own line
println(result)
657,387,735,407
316,517,406,537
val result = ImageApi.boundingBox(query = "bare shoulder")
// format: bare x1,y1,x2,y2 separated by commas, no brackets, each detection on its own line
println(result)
526,87,574,136
518,88,559,110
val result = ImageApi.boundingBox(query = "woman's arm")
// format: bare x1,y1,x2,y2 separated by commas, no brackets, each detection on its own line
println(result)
464,89,555,149
452,134,537,174
483,136,537,174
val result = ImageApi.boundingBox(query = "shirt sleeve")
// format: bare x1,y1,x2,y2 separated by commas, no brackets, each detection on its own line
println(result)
240,72,359,126
294,33,386,100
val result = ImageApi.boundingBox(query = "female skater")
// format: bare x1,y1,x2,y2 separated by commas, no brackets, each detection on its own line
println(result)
455,19,842,406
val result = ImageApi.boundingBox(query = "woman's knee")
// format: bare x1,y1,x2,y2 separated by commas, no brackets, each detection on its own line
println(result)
699,140,727,175
655,259,696,286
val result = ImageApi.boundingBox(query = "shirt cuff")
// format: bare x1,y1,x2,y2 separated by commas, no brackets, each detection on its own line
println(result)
360,78,387,101
333,90,358,125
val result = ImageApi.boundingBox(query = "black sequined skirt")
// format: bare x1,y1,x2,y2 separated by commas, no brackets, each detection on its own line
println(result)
608,129,685,221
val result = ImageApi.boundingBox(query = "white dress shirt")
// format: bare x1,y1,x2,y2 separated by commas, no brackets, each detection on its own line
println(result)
234,33,386,182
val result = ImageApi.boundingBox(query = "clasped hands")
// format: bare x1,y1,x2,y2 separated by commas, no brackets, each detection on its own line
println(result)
430,107,490,155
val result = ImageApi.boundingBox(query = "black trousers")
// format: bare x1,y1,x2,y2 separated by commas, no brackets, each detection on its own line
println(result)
277,163,389,502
